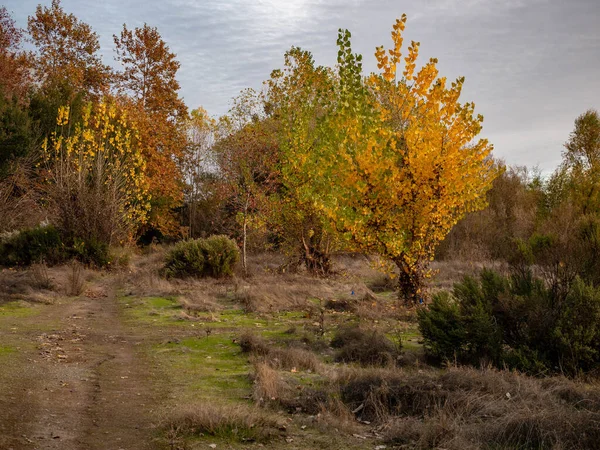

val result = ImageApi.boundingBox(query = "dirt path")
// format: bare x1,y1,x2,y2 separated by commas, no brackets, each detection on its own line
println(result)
0,277,166,450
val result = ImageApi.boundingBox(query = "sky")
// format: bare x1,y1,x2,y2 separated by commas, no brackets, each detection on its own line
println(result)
5,0,600,173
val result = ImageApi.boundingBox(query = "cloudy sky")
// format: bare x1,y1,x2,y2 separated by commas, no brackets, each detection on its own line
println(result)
5,0,599,172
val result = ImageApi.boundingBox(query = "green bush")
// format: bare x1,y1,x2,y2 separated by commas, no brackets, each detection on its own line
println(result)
418,269,600,375
165,239,205,278
417,292,465,362
164,235,239,279
201,235,239,277
70,236,110,267
0,225,68,266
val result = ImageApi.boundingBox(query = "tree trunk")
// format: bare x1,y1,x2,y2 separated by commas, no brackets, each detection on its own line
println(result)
301,235,331,276
241,193,249,276
395,257,425,305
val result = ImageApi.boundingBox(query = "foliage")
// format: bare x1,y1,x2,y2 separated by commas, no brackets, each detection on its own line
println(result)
114,23,188,236
418,268,600,375
165,235,239,278
0,225,67,266
27,0,111,106
270,17,496,297
164,239,206,278
0,6,31,103
263,48,340,274
0,8,35,175
41,99,149,263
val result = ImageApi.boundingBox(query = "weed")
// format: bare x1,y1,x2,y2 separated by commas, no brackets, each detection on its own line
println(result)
164,402,283,443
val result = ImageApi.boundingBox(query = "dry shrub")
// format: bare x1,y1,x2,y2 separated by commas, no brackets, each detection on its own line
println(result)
30,262,52,290
66,260,85,296
240,332,321,373
164,402,283,443
233,282,311,313
252,361,293,404
127,269,176,297
324,297,355,312
0,158,43,233
331,326,400,367
269,347,321,373
367,273,396,293
361,366,600,450
239,332,271,356
178,291,222,314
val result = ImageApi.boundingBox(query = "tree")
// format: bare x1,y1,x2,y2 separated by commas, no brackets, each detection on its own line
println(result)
41,99,149,261
27,0,111,102
0,7,35,176
214,90,280,273
263,47,340,274
181,106,217,237
113,23,188,236
281,17,497,301
0,7,31,103
562,109,600,215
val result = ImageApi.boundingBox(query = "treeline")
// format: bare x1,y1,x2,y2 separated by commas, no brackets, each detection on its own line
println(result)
1,2,598,307
440,109,600,288
0,1,187,235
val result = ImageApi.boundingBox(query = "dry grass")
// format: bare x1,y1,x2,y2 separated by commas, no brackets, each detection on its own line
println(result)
66,261,85,296
30,262,53,290
164,402,284,443
252,361,292,403
333,366,600,449
240,332,322,373
331,326,400,367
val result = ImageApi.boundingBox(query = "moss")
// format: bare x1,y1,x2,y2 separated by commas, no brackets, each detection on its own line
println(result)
155,334,251,400
0,301,38,318
0,345,16,356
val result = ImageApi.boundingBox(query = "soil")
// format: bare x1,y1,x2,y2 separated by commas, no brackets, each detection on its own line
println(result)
0,276,166,450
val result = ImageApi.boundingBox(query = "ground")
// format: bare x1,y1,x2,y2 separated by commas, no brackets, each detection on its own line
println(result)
0,253,414,450
1,254,598,450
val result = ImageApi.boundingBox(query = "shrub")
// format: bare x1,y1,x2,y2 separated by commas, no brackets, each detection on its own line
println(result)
164,403,282,443
164,239,205,278
417,292,465,363
164,235,239,278
202,235,239,277
70,236,110,267
331,326,400,367
0,225,67,266
418,268,600,375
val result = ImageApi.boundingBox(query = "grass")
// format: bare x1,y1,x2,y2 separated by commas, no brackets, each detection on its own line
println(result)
164,402,284,444
0,301,39,318
154,334,251,400
110,253,600,449
0,345,15,356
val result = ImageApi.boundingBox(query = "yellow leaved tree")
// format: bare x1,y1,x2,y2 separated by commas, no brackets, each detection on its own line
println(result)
285,16,497,301
41,99,149,263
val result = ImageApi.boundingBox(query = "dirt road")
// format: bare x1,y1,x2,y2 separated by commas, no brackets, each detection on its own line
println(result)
0,277,166,450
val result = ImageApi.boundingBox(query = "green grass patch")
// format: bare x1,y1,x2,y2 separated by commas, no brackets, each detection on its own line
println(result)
155,334,251,400
0,301,39,318
0,345,16,356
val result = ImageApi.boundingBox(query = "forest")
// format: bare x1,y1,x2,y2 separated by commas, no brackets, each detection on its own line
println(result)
0,1,599,449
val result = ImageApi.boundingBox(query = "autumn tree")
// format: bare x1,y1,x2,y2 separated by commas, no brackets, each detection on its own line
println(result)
41,99,149,264
27,0,112,136
113,23,188,236
181,106,218,237
280,17,496,300
263,47,340,274
0,7,35,175
0,7,31,103
213,89,281,273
